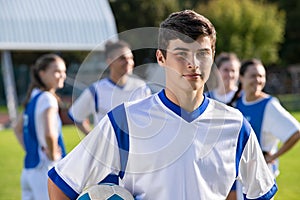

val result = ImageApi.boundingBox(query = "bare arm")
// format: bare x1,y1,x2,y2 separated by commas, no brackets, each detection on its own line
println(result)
44,107,62,161
13,114,25,150
48,178,70,200
265,130,300,163
75,119,92,135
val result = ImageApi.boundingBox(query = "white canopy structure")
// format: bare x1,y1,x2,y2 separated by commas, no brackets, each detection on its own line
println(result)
0,0,117,50
0,0,118,125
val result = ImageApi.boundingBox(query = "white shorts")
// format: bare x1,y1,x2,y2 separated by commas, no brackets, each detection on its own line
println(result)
21,163,50,200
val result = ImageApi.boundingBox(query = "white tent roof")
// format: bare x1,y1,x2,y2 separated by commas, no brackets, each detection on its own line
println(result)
0,0,118,50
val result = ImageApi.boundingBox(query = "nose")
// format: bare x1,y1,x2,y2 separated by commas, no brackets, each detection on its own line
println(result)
187,55,200,69
61,72,66,79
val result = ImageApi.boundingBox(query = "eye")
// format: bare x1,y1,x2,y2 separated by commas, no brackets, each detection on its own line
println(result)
196,51,210,58
176,51,188,58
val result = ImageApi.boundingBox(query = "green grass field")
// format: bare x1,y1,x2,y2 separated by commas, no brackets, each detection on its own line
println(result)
1,113,300,199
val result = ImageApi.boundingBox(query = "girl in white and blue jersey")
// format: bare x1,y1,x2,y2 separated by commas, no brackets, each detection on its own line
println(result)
14,54,67,200
48,10,277,200
229,59,300,178
205,52,240,104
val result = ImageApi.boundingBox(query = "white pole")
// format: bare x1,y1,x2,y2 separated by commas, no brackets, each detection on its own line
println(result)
1,50,18,127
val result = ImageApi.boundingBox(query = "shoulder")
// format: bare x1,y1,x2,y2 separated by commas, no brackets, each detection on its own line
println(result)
36,91,58,109
265,96,284,111
39,91,57,103
128,75,147,86
208,98,242,116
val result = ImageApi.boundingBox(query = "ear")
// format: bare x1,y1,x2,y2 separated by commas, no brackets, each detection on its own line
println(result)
156,49,166,66
38,70,45,79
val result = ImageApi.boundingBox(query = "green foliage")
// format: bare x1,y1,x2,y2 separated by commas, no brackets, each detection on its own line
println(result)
110,0,180,32
196,0,285,64
276,0,300,65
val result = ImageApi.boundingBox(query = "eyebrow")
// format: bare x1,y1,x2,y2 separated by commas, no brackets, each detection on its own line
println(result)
172,47,189,51
172,47,211,52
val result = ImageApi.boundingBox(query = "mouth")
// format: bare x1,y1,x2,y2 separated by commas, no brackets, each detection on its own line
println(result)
183,73,202,79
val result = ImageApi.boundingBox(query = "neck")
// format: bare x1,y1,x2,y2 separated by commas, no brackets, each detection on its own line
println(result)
109,74,128,86
164,88,204,112
216,84,236,95
245,91,266,102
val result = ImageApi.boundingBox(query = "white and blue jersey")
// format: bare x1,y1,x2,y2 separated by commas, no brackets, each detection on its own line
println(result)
68,76,151,126
22,89,66,200
49,90,277,200
235,94,300,177
23,89,66,168
205,89,237,104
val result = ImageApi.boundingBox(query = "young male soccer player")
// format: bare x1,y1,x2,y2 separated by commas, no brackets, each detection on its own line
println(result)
68,40,151,135
48,10,277,199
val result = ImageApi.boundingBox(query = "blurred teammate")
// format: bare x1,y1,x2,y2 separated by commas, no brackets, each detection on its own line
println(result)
48,10,277,199
14,54,67,200
229,59,300,179
206,52,240,104
68,40,151,134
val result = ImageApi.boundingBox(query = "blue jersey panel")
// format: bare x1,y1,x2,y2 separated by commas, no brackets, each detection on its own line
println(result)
236,97,272,144
88,84,99,113
235,118,251,177
107,104,130,179
23,92,43,168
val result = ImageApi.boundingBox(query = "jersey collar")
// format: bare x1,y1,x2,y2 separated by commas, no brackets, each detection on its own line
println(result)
107,78,125,89
158,89,209,122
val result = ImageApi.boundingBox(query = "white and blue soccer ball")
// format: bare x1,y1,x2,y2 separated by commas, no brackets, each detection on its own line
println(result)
77,183,134,200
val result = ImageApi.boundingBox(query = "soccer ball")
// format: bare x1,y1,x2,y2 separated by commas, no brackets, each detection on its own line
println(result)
77,183,134,200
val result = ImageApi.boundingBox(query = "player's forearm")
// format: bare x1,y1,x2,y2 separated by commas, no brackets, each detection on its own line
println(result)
48,178,70,200
45,135,61,161
13,115,25,150
268,130,300,162
76,120,91,135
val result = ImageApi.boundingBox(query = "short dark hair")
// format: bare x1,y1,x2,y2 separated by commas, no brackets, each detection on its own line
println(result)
104,40,131,59
215,52,240,69
240,58,263,76
158,10,217,58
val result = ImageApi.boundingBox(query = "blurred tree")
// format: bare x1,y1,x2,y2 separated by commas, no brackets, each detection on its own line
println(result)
109,0,179,31
270,0,300,65
109,0,180,65
196,0,285,65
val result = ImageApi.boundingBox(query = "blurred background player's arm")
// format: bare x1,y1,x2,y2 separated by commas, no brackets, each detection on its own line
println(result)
73,119,91,135
68,89,95,135
265,130,300,163
13,114,25,150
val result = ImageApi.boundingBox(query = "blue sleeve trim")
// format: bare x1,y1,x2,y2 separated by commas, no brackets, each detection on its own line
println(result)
230,180,237,191
235,118,251,177
245,183,277,200
107,104,129,179
67,110,84,124
88,84,99,113
67,110,75,122
48,167,79,200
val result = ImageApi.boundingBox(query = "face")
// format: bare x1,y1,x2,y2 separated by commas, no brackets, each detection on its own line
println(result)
218,59,240,90
157,36,214,92
240,64,266,95
107,47,134,77
39,59,66,90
